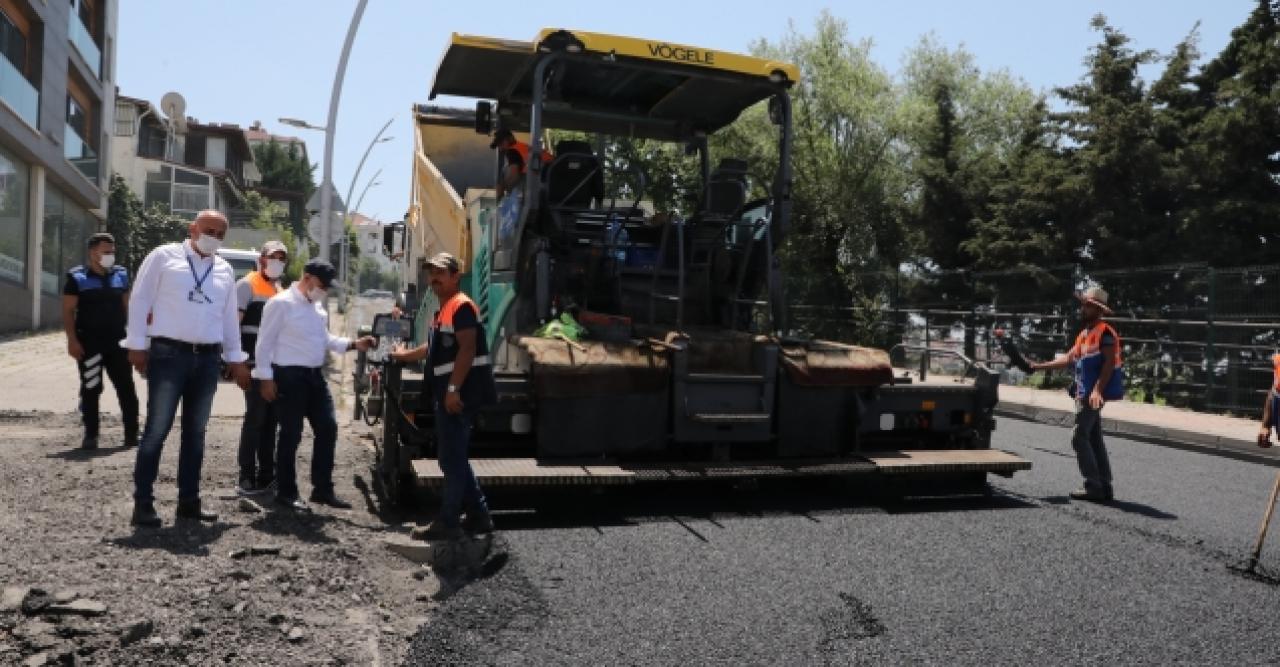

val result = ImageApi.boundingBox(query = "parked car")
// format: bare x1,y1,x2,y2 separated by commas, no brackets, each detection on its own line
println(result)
217,248,259,280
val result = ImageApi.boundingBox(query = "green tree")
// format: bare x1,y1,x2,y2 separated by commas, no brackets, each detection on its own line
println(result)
253,139,316,198
104,174,188,276
1179,0,1280,265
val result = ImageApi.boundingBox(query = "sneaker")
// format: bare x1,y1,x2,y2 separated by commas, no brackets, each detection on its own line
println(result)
411,519,464,542
461,511,495,535
1069,487,1109,502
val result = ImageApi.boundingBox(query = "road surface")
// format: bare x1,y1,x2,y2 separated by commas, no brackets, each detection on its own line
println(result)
406,418,1280,665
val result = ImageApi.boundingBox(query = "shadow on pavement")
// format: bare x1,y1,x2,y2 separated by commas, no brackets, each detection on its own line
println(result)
246,511,342,545
1040,495,1178,519
108,522,233,556
471,477,1036,534
44,445,130,461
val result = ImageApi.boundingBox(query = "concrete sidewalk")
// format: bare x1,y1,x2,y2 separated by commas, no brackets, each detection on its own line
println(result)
920,372,1280,464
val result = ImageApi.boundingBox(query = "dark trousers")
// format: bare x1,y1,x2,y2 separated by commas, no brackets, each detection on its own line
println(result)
274,366,338,500
133,340,220,504
435,404,488,526
238,379,278,484
1071,401,1114,494
77,334,138,439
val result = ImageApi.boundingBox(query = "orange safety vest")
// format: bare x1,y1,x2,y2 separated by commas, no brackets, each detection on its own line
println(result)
430,292,491,376
240,270,280,361
506,141,552,175
1271,353,1280,395
1069,321,1124,400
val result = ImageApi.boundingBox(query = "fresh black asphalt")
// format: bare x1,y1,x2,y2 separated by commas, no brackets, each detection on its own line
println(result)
405,418,1280,665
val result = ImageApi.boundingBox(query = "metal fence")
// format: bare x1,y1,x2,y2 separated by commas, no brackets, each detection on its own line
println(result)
790,263,1280,419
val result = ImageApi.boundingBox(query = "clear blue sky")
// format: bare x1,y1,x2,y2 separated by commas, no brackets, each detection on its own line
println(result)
117,0,1258,226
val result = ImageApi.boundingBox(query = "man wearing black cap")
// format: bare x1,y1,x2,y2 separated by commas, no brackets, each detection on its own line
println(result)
62,232,138,450
254,259,375,511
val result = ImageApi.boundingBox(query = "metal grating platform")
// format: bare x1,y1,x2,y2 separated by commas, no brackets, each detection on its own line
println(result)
411,450,1030,488
863,449,1032,475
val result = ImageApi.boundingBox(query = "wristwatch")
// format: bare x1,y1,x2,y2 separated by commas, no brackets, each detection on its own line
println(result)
447,384,458,394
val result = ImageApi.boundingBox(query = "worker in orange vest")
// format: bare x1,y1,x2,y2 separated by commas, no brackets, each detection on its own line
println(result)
1030,285,1124,502
391,252,497,540
234,240,287,495
1258,354,1280,448
492,128,552,200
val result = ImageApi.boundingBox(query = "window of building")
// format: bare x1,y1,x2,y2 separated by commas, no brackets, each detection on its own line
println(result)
114,102,135,136
138,123,165,159
185,135,206,168
66,96,88,138
0,4,28,77
206,136,226,170
41,186,94,294
0,145,29,285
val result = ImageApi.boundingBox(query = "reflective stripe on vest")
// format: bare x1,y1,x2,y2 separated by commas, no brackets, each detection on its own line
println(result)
432,355,491,376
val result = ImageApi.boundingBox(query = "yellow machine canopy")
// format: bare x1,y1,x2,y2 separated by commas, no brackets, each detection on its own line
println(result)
429,29,800,141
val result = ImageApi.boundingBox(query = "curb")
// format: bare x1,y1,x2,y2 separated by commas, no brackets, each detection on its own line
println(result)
995,401,1280,467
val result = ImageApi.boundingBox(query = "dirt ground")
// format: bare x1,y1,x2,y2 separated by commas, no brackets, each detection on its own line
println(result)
0,409,443,666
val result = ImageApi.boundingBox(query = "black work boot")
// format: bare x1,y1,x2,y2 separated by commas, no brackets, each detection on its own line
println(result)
131,503,161,528
123,427,139,449
461,511,495,535
80,434,98,450
175,499,218,522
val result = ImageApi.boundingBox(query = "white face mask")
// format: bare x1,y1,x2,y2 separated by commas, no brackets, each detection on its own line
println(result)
99,253,115,269
194,234,221,255
264,259,286,279
307,285,327,302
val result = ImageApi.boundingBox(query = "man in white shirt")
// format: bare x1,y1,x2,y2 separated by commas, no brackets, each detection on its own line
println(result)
255,259,373,511
124,210,251,527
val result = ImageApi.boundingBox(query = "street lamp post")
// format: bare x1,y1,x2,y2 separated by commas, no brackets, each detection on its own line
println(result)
350,170,383,298
289,0,368,262
340,117,394,300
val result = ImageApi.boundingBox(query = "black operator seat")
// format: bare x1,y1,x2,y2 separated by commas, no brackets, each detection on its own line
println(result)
704,158,749,220
545,140,605,209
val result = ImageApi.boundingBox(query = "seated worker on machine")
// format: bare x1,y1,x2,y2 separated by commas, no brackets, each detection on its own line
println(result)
492,129,546,200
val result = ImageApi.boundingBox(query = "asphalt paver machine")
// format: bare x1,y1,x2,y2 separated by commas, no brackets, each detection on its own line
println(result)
357,29,1030,504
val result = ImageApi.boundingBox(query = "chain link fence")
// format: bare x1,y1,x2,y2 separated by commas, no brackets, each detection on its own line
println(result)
790,263,1280,419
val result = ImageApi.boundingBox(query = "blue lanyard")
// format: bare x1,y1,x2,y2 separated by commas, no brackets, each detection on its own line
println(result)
186,256,214,296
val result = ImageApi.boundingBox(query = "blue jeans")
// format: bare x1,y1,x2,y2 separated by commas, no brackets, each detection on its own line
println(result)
1071,401,1113,494
133,340,221,504
435,404,488,526
273,366,337,500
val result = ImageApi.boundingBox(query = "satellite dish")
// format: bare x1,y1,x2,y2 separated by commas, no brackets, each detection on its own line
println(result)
160,91,188,133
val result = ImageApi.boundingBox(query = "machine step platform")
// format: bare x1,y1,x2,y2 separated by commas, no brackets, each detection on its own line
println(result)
410,449,1031,488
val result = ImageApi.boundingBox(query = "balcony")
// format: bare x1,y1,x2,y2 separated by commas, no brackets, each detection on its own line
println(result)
0,55,38,127
69,15,101,79
64,125,97,183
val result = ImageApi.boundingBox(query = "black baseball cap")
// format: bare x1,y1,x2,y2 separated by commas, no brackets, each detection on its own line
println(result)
489,128,515,149
303,258,339,288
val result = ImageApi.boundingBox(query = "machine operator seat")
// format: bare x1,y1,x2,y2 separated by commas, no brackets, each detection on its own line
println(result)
703,158,749,220
545,140,605,209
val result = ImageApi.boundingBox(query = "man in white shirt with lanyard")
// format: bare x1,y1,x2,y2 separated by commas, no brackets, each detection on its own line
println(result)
254,259,374,511
124,210,251,527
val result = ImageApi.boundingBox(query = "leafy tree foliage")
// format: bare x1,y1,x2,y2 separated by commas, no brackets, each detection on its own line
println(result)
104,175,188,276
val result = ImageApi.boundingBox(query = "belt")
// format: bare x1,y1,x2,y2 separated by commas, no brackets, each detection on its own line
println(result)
273,364,323,373
152,336,222,354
